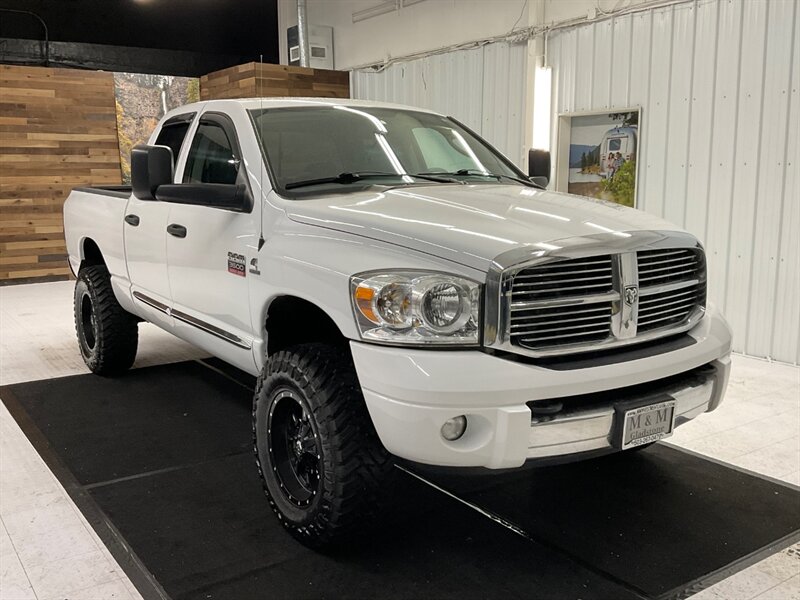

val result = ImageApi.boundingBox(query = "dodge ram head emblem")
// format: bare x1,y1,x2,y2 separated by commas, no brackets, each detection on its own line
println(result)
624,285,639,306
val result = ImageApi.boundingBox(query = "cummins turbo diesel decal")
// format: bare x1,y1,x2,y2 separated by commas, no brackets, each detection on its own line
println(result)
227,252,246,277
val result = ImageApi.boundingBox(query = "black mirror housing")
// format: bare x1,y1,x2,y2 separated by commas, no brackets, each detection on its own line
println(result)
528,149,551,186
132,145,174,200
155,183,250,212
529,176,549,188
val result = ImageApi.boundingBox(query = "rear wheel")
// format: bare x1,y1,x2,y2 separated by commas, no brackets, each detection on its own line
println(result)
74,265,138,375
253,343,395,548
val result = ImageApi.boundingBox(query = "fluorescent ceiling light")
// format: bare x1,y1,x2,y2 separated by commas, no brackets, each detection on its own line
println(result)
353,1,399,23
532,66,552,151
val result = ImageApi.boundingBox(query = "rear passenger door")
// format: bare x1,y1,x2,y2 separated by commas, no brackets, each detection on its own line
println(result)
124,112,194,327
165,112,258,373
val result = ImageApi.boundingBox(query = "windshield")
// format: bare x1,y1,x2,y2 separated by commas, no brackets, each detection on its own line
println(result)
248,106,526,196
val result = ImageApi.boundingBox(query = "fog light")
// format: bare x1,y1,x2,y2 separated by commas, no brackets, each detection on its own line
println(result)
441,415,467,441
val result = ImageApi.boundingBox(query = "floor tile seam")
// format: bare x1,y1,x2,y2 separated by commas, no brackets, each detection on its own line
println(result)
0,513,40,600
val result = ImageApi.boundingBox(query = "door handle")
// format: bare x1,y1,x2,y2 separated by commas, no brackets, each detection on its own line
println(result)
124,214,140,226
167,224,187,238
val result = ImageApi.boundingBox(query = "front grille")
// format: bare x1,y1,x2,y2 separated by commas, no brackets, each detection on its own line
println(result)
637,248,706,334
504,246,706,356
509,255,614,302
637,248,702,287
510,301,613,349
508,256,615,352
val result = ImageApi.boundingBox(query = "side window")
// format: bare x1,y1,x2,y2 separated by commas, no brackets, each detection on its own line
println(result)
155,122,191,164
183,122,239,184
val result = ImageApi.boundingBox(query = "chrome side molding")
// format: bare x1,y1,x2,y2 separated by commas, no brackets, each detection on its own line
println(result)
132,291,252,350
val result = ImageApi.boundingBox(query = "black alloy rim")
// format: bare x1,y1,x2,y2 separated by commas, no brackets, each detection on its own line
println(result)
267,389,322,507
80,292,97,350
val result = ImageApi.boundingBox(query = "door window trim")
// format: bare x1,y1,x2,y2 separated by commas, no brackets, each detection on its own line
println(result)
154,112,197,181
174,111,254,213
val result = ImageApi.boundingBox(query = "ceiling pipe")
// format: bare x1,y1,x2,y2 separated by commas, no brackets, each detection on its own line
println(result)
0,8,49,66
296,0,311,68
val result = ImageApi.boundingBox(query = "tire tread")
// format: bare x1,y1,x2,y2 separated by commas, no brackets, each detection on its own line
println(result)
75,265,138,375
253,343,396,548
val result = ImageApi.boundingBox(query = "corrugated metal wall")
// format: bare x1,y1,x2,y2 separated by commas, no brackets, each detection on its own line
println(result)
548,0,799,364
351,42,529,167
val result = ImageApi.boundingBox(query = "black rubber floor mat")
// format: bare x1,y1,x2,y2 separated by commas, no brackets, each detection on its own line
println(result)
414,445,800,599
2,360,798,600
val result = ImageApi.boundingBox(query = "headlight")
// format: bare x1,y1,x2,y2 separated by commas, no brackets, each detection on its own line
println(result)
350,271,481,345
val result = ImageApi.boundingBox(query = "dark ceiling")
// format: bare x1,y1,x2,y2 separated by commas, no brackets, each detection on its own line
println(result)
0,0,279,65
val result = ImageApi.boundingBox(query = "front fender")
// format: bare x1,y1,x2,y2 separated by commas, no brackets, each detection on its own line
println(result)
247,214,486,371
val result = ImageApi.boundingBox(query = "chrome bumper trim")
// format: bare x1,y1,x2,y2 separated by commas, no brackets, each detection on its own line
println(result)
526,358,729,459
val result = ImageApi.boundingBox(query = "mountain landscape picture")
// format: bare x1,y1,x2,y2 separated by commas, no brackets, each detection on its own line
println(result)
113,73,200,183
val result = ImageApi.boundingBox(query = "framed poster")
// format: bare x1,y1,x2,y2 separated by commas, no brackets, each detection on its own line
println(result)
554,109,641,208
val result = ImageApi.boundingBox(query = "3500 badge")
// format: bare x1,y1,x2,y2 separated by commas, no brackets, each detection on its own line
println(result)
227,252,246,277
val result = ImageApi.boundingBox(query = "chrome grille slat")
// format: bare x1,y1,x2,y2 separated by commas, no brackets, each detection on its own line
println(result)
639,263,697,277
510,292,619,310
517,258,612,270
639,287,696,305
502,244,706,355
512,274,612,287
513,266,612,280
639,303,694,319
638,310,694,327
514,323,608,340
511,282,613,296
639,299,695,314
639,279,700,296
510,312,612,329
519,327,611,343
511,304,611,316
635,249,690,260
638,254,698,267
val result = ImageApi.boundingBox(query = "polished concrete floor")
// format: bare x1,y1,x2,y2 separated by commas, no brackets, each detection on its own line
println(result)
1,281,798,600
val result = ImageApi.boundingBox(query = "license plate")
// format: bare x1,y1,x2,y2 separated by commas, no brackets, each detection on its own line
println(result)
618,400,676,450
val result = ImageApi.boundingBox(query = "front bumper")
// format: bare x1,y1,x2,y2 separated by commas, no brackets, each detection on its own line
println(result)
351,303,732,469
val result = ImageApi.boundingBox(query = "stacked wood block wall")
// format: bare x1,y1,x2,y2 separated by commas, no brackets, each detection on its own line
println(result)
200,62,349,100
0,65,122,284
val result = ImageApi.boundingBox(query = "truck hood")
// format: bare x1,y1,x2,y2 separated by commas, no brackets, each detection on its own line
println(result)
285,184,683,271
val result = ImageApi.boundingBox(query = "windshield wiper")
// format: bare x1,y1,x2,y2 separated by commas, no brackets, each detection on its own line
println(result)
285,171,457,190
418,169,536,187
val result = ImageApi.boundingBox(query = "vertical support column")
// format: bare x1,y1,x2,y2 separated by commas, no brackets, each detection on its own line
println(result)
297,0,311,68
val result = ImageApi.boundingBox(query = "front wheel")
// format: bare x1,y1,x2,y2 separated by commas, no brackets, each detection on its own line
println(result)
74,265,138,375
253,343,395,549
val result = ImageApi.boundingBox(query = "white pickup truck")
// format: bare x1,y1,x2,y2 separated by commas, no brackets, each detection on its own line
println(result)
64,98,732,547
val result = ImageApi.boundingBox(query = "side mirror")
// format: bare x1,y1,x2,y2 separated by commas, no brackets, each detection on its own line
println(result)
529,176,549,188
155,183,251,212
528,149,551,187
132,145,174,200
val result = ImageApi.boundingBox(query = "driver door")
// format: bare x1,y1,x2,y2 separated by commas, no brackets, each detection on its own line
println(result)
165,112,258,373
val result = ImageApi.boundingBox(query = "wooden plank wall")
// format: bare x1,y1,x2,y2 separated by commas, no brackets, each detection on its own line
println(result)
200,62,349,100
0,65,122,284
